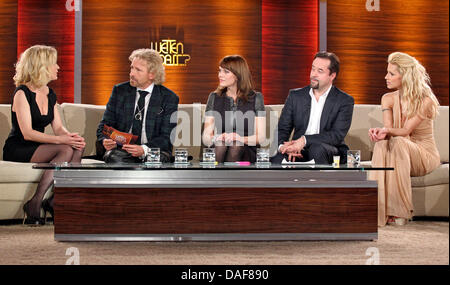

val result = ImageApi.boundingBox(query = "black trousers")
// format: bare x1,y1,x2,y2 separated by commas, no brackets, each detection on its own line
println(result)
270,142,340,164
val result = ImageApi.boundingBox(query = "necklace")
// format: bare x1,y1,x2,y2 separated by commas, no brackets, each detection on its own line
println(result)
135,106,145,121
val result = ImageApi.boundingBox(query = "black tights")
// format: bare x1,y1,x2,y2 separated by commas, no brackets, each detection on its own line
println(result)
27,144,83,218
215,145,244,163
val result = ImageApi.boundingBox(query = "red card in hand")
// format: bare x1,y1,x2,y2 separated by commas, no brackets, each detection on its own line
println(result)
102,125,138,145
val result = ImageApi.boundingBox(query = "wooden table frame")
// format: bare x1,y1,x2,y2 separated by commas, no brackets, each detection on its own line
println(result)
52,167,378,241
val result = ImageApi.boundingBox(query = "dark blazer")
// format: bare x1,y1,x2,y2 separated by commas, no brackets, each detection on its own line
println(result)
96,82,179,155
277,85,354,152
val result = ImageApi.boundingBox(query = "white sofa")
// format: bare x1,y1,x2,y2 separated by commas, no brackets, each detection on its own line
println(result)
0,103,448,220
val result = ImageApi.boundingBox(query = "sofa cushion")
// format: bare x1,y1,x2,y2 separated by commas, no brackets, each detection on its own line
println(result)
0,161,43,183
0,158,102,183
411,163,449,187
0,104,12,161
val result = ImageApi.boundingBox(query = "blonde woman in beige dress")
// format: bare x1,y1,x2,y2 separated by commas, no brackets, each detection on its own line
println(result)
368,52,440,227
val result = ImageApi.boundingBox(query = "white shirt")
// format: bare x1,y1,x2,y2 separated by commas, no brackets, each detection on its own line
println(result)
129,83,154,158
278,85,333,151
305,84,333,136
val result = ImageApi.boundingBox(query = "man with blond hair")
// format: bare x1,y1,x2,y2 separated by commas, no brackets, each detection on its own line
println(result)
96,48,179,162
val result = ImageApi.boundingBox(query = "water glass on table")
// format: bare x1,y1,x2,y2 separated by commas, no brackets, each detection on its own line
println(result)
347,150,361,167
256,148,270,164
175,148,188,164
146,148,160,164
203,148,215,163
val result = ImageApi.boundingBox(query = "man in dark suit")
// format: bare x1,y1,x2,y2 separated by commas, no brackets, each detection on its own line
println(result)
96,48,179,162
271,51,354,164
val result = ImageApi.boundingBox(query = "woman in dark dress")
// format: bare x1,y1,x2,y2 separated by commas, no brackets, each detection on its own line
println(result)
202,55,266,163
3,45,85,225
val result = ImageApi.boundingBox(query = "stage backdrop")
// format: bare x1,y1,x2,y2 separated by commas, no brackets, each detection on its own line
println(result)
0,0,74,104
327,0,449,105
82,0,318,105
0,1,448,105
0,0,18,104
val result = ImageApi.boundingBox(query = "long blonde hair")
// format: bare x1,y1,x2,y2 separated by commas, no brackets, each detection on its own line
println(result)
388,52,440,119
129,48,165,85
13,45,57,88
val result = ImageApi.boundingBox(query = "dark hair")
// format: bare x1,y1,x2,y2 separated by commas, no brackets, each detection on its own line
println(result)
314,51,340,79
215,55,254,101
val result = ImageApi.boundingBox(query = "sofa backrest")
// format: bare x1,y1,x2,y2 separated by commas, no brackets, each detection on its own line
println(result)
0,104,11,160
431,106,449,162
1,103,448,163
171,104,205,161
347,105,383,161
61,103,106,158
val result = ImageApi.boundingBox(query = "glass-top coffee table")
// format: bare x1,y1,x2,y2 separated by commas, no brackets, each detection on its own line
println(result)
34,162,392,242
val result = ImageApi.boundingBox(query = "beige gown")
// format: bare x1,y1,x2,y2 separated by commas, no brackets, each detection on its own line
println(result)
369,92,440,226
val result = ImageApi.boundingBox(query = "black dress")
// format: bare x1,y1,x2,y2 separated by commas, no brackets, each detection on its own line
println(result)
2,85,56,162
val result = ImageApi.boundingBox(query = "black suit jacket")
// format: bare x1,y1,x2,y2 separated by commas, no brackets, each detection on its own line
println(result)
96,82,179,156
277,85,354,153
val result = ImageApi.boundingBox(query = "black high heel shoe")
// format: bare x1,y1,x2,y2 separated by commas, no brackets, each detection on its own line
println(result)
22,201,45,226
42,198,54,223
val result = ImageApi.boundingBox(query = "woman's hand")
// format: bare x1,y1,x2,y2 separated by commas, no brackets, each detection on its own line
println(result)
58,133,85,150
368,128,379,142
376,127,389,140
219,133,244,144
368,127,388,142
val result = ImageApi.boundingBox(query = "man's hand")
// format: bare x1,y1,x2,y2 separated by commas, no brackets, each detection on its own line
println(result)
279,140,294,154
288,152,303,162
103,138,117,151
281,137,306,162
122,144,144,157
282,137,306,154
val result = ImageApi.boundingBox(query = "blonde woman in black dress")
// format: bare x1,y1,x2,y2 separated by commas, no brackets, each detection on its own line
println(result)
3,45,85,225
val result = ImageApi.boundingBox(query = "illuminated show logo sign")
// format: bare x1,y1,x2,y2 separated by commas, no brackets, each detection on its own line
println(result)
151,39,191,67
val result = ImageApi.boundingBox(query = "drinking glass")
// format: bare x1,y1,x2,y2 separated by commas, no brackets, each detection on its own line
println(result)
203,148,215,163
147,148,160,164
175,148,188,164
256,148,270,164
347,150,361,167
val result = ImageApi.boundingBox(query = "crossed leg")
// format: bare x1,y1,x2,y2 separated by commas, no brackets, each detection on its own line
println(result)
25,144,83,219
